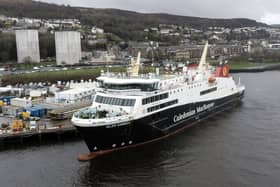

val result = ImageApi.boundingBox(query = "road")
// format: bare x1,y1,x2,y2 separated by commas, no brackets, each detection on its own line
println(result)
0,64,127,76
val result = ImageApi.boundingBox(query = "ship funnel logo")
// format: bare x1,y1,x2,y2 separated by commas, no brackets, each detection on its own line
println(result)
222,67,228,77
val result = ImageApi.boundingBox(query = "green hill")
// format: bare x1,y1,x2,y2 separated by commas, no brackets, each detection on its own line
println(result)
0,0,267,40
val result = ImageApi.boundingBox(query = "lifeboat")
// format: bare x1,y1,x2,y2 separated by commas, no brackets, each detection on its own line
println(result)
208,76,216,84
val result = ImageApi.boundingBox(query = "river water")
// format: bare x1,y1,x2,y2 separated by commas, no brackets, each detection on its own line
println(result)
0,71,279,187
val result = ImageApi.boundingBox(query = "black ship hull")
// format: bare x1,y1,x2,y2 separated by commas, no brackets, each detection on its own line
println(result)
75,91,245,156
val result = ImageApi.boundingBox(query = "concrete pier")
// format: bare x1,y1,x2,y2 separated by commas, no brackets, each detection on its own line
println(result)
0,118,78,145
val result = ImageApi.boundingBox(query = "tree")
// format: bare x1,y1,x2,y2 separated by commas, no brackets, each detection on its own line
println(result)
0,33,17,63
0,51,10,62
39,33,55,59
23,56,33,63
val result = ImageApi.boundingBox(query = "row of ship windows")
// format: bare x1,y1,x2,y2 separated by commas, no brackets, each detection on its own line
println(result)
142,93,169,105
200,87,217,95
147,99,178,113
170,84,203,95
188,83,203,89
95,95,136,106
160,78,184,86
73,90,94,97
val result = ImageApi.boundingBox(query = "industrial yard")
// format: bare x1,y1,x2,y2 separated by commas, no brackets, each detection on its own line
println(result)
0,80,97,145
0,117,77,145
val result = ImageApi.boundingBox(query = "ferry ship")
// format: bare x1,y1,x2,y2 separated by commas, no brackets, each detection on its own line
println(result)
72,42,245,161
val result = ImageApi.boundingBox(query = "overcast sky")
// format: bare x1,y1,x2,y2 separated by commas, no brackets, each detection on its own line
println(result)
38,0,280,24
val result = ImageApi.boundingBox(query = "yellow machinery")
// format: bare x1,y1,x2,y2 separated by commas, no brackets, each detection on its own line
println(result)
0,100,3,113
22,112,30,120
12,120,23,132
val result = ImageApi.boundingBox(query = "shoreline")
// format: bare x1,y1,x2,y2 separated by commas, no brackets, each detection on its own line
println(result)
230,63,280,73
1,64,280,86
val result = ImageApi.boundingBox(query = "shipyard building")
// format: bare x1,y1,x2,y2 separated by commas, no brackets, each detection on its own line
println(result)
55,31,82,65
16,30,40,63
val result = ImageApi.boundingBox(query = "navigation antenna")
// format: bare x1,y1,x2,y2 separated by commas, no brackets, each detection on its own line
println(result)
106,52,109,74
198,41,209,71
127,52,141,77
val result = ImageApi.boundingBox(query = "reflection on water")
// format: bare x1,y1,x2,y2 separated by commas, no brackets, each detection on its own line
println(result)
78,136,197,187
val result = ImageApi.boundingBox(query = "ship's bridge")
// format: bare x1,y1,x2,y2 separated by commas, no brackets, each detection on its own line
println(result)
97,76,160,92
72,92,140,123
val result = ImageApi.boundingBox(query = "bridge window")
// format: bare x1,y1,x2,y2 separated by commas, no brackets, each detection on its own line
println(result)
95,95,136,107
104,83,158,91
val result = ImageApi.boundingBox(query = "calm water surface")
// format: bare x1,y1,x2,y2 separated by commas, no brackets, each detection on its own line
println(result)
0,71,280,187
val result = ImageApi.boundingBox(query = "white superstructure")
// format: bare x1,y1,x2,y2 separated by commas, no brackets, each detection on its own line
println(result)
73,67,244,127
72,43,245,128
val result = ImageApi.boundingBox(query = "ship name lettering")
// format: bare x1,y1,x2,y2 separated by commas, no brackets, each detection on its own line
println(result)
173,110,196,123
196,103,215,113
106,122,130,128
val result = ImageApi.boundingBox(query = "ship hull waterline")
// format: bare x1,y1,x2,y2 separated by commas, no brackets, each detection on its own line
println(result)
75,91,245,161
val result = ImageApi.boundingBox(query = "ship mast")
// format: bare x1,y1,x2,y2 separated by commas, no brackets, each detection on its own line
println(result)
127,52,141,77
198,41,209,71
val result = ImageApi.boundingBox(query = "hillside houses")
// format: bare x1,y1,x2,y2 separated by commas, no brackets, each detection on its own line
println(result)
166,44,247,62
1,13,280,64
0,15,81,31
91,26,104,34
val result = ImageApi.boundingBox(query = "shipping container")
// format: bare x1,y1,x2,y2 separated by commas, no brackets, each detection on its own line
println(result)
0,96,16,105
24,106,47,118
